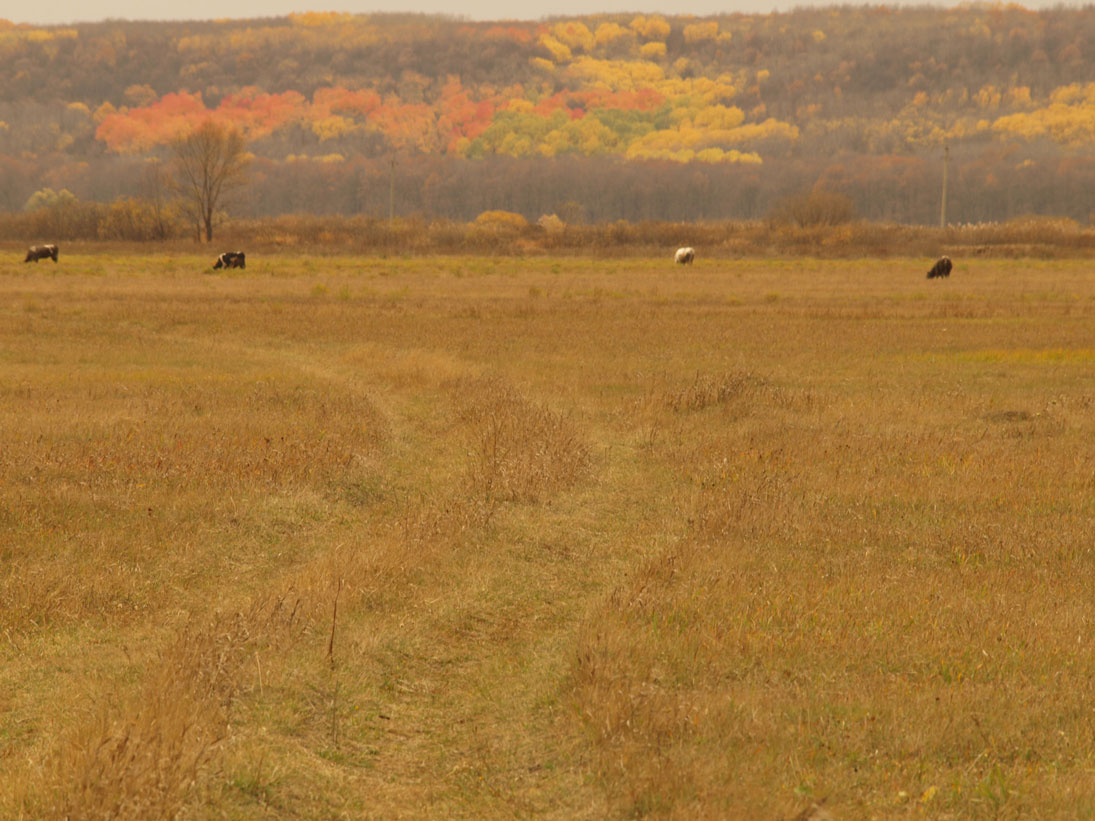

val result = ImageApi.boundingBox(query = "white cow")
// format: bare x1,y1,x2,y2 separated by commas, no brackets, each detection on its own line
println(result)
674,247,695,264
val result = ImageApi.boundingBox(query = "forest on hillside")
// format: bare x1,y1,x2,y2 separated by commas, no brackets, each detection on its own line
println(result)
1,7,1094,229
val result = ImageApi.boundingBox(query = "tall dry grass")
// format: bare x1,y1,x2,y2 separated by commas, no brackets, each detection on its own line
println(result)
573,312,1095,816
456,376,591,506
221,214,1095,259
2,252,1095,818
7,212,1095,258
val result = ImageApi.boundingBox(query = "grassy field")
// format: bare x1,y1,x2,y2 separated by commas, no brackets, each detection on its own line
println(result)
2,251,1095,818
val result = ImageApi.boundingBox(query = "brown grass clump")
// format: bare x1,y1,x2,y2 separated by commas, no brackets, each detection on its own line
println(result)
45,614,251,819
456,376,592,506
659,370,763,413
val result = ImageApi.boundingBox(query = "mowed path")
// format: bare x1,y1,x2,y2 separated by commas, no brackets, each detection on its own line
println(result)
237,344,657,818
163,296,686,817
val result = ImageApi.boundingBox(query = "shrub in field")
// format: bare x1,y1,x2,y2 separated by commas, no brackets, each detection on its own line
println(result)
455,376,591,505
474,210,529,232
22,188,103,240
97,196,186,241
768,189,857,228
537,213,566,234
469,212,536,252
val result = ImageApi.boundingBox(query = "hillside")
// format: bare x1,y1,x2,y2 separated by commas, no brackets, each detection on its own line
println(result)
1,8,1094,224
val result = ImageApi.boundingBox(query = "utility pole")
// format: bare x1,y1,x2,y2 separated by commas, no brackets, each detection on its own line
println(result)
389,155,395,222
940,143,949,228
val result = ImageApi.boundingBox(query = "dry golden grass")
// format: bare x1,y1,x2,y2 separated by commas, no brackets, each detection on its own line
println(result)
7,214,1095,260
2,251,1095,818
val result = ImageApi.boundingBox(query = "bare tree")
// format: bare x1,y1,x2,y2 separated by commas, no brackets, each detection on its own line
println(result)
170,120,249,243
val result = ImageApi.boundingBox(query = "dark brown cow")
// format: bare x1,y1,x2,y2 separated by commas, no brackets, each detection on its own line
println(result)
213,251,246,270
24,244,58,263
926,256,952,279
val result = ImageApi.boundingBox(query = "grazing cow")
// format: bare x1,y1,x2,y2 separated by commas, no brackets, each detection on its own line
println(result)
675,246,695,265
213,251,246,270
24,244,58,263
926,256,952,279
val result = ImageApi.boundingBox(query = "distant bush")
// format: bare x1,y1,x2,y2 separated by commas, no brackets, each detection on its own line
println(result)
537,213,566,234
474,210,529,231
22,188,102,240
769,189,857,228
23,187,78,214
98,197,186,241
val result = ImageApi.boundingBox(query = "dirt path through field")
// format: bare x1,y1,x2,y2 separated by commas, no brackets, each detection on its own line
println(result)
179,334,670,817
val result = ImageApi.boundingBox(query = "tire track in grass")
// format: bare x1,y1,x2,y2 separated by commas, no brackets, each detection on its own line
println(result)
187,337,675,817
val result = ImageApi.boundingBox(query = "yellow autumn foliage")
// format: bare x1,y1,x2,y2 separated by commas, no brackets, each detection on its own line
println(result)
552,21,595,53
474,210,529,230
625,138,762,163
289,11,353,26
684,22,719,43
725,119,800,143
565,57,665,91
93,101,117,124
659,75,737,105
690,104,746,130
630,14,671,41
1049,82,1095,105
593,23,631,48
539,34,572,63
1006,86,1032,107
975,85,1002,110
311,115,358,141
505,99,535,114
992,102,1095,145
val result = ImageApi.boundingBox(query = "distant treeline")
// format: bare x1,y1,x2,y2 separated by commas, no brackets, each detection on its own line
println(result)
1,8,1094,225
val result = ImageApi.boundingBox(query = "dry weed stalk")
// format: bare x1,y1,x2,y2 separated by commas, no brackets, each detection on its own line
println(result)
456,376,592,505
662,371,762,413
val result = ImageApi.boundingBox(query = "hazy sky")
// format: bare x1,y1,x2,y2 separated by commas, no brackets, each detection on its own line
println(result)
7,0,1086,26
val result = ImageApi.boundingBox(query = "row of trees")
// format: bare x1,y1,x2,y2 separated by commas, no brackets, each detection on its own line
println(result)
13,146,1095,240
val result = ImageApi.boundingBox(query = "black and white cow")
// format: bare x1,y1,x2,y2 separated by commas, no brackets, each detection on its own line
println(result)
674,247,695,265
926,256,952,279
24,244,58,263
213,251,246,270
